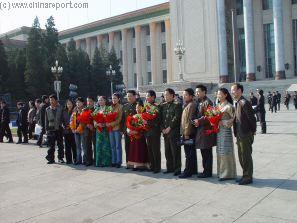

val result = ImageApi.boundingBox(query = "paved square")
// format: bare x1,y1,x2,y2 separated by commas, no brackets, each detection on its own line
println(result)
1,107,297,223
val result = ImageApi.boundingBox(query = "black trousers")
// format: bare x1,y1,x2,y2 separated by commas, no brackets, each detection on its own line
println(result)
183,144,197,176
277,103,280,111
124,133,130,163
271,104,277,113
146,133,161,172
17,125,28,142
258,112,266,133
200,148,213,176
46,130,64,162
0,122,13,142
83,128,94,165
28,122,35,139
164,134,181,173
64,133,77,163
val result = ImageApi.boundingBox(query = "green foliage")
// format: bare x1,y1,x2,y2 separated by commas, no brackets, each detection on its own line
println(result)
4,17,123,101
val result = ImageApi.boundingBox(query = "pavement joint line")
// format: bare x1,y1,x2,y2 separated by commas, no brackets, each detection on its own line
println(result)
232,171,297,223
157,185,228,223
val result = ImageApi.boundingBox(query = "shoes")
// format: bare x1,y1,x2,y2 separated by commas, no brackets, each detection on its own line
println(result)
74,161,81,165
236,177,243,183
111,163,116,167
197,173,212,178
47,160,55,164
85,163,92,167
7,140,14,143
218,178,234,181
66,161,72,164
16,141,22,144
238,178,253,185
116,164,122,168
58,159,65,164
153,170,160,174
174,171,181,176
179,173,192,179
163,170,173,174
22,141,29,144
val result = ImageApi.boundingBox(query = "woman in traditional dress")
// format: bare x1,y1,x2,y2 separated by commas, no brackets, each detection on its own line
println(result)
94,96,111,167
106,93,123,168
127,101,149,171
216,88,237,181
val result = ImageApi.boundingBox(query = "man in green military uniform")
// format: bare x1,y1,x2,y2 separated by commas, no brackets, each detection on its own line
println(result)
145,90,161,173
121,90,137,166
161,88,183,176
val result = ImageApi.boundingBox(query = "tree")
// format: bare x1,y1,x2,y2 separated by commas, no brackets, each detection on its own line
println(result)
6,48,27,101
108,47,123,95
0,40,9,93
91,47,109,97
24,17,49,98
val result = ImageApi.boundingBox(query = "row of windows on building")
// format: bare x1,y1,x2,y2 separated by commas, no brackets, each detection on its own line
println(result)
133,70,168,88
119,43,167,64
236,0,297,15
238,20,297,78
107,21,166,42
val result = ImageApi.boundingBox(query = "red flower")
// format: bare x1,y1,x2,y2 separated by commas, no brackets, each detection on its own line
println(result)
105,112,118,132
77,109,93,125
203,106,224,135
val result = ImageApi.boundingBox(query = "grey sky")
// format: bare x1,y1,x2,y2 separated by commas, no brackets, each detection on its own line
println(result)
0,0,168,34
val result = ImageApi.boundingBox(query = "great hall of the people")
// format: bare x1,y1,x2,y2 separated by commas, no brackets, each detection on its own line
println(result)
2,0,297,91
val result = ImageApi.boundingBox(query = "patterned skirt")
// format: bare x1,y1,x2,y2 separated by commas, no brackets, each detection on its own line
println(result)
216,126,237,179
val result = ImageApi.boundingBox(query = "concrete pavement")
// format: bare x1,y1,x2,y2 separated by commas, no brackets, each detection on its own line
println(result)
0,107,296,223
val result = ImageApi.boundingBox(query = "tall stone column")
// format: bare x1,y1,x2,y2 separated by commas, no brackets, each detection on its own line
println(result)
135,25,143,89
273,0,286,80
149,22,158,85
121,29,129,88
86,37,92,58
108,32,115,52
96,35,103,49
243,0,256,81
217,0,228,83
75,39,81,49
165,19,173,83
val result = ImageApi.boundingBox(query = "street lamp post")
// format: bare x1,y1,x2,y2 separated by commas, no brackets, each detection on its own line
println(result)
51,60,63,101
106,65,116,96
174,40,186,81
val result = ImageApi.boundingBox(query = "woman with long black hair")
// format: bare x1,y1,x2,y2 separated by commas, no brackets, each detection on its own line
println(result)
216,88,237,181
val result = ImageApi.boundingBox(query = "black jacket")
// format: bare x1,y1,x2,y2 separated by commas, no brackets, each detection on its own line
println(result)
255,95,265,113
0,106,10,124
16,107,28,127
233,96,257,138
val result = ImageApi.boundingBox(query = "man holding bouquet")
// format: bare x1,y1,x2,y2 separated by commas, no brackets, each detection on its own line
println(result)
193,85,216,178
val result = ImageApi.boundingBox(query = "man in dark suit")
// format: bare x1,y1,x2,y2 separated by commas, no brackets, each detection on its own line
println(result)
256,89,266,134
194,85,216,178
122,90,137,166
0,101,13,143
16,102,28,144
276,91,281,111
145,90,161,174
231,83,256,185
271,92,278,113
37,95,49,147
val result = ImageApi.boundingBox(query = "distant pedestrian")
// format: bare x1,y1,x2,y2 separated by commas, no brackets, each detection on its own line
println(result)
0,101,13,143
284,91,291,110
27,101,36,140
276,91,281,111
271,92,277,113
16,102,28,144
293,91,297,110
267,92,272,112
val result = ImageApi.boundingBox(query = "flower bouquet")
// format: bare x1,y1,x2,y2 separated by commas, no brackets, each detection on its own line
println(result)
92,109,105,132
104,106,118,132
203,105,224,135
126,114,149,141
141,103,159,121
77,109,93,125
